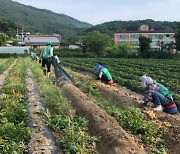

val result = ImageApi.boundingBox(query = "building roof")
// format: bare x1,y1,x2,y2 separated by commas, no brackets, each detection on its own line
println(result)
0,46,29,54
24,35,60,46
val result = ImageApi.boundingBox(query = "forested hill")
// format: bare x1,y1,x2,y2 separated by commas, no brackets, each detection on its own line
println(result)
0,16,19,36
0,0,92,37
86,19,178,36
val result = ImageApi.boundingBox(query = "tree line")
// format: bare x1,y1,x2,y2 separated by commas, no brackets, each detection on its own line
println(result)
58,23,180,59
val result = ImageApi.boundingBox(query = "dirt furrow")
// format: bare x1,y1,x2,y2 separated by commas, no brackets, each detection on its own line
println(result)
60,82,146,154
25,69,58,154
67,69,180,154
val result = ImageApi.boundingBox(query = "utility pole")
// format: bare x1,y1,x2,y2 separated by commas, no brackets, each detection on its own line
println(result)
21,27,24,42
16,28,19,40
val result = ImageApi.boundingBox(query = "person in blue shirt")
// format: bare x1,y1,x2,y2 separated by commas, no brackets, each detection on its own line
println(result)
94,63,113,85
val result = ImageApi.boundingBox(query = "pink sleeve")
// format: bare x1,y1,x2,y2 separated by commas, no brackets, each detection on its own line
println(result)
144,84,158,102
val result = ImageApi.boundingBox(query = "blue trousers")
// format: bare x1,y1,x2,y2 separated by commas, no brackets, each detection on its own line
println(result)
152,91,169,106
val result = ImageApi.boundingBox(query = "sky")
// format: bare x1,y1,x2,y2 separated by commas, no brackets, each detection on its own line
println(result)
12,0,180,25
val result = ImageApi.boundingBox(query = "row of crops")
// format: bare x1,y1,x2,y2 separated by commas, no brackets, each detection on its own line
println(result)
0,57,178,153
66,70,166,153
28,59,97,153
61,58,180,105
0,58,97,153
0,58,15,74
0,59,32,153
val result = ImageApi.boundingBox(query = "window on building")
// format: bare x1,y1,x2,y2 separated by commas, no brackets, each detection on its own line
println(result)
151,41,159,47
130,34,139,39
131,41,139,45
119,35,128,39
149,34,157,39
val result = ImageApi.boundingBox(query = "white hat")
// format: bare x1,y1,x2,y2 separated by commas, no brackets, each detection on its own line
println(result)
139,74,154,88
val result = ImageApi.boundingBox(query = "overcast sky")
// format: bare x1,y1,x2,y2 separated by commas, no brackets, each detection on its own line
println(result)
12,0,180,25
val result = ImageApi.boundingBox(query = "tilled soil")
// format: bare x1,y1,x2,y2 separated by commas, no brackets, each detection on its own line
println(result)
25,69,58,154
66,69,180,154
61,83,146,154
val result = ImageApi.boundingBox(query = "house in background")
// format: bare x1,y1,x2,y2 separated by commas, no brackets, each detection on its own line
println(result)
24,35,60,48
114,25,176,52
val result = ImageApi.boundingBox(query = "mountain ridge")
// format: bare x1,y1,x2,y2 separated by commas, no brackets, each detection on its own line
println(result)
86,19,178,36
0,0,92,37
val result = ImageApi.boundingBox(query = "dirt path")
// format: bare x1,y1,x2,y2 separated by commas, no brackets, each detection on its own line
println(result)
0,59,17,86
66,69,180,154
25,69,58,154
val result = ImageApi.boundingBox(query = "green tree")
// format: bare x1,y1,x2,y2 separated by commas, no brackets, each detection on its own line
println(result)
118,42,134,55
138,35,152,58
0,33,7,46
106,42,135,57
12,39,18,46
7,28,16,38
175,22,180,51
83,30,113,56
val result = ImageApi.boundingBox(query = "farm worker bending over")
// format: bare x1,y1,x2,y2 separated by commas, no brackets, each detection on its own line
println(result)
139,74,178,114
94,63,113,85
39,42,53,77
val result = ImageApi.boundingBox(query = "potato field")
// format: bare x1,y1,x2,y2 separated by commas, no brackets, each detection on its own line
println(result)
0,57,179,154
61,58,180,106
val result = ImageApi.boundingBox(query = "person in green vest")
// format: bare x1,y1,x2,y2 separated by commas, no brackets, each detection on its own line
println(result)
139,74,178,114
94,63,113,85
39,42,53,77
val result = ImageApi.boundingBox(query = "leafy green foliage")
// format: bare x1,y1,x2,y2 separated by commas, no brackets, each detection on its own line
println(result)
61,57,180,110
175,22,180,51
0,33,7,46
0,16,17,37
0,58,14,74
11,39,18,46
106,42,135,57
38,110,97,153
83,30,113,56
0,58,32,153
139,35,152,58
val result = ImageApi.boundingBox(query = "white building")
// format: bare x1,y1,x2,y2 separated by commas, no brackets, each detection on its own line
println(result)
114,25,175,49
